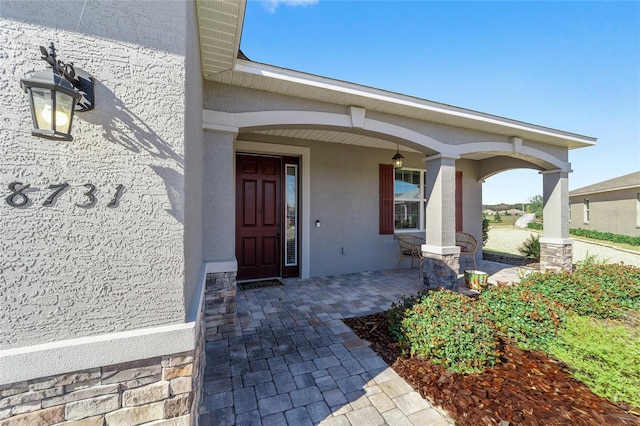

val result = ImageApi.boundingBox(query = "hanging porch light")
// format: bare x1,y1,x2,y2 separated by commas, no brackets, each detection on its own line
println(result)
392,144,404,169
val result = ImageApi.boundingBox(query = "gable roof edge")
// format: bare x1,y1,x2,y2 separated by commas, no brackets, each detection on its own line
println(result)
232,60,597,150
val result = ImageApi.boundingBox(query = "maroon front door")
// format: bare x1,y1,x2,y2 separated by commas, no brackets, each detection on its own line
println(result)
236,154,282,280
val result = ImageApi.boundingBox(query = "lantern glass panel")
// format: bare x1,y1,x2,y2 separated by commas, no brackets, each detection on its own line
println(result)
55,90,75,133
31,87,53,130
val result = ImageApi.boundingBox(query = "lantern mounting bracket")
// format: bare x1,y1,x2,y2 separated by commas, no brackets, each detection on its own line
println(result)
39,42,94,112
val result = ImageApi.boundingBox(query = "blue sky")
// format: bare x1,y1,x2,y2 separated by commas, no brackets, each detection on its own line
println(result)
241,0,639,204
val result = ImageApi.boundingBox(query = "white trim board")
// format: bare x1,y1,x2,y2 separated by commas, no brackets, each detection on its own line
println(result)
0,321,196,385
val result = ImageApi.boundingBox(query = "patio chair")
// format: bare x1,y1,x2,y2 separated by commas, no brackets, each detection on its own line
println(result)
395,234,425,275
456,232,478,269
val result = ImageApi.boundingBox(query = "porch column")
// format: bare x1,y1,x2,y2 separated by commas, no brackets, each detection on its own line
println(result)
422,154,460,290
540,169,573,272
203,129,238,340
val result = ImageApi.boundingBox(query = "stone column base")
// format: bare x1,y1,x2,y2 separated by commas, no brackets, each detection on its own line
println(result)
204,270,237,341
540,241,573,272
422,252,460,290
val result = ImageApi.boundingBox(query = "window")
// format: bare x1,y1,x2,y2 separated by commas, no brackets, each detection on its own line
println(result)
636,193,640,228
379,164,462,234
584,199,590,223
394,169,426,231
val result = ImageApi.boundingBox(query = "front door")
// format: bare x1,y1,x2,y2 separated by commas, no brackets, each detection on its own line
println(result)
236,154,282,280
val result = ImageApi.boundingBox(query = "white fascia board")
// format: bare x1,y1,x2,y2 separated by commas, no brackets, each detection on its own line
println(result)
569,184,640,197
233,60,597,148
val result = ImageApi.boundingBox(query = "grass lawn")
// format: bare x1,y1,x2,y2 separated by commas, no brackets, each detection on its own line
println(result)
486,215,519,227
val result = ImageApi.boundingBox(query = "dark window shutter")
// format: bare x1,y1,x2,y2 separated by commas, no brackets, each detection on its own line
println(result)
455,171,463,232
380,164,394,234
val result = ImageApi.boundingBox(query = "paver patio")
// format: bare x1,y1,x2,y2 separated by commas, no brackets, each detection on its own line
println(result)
200,261,519,425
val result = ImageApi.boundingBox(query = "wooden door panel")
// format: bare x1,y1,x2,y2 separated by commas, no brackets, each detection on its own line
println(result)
262,180,277,226
236,155,282,280
261,236,277,266
241,237,257,266
242,180,257,227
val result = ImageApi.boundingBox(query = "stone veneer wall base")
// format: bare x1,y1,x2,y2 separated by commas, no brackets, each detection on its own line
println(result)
204,271,238,342
0,350,198,426
422,252,460,290
540,242,574,272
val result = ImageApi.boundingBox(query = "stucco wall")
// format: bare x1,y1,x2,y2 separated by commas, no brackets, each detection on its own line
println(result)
570,188,640,237
1,1,188,349
310,142,401,276
203,132,236,263
183,0,205,319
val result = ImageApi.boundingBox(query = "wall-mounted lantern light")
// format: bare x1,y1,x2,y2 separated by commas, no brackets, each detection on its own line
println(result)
392,144,404,169
20,43,94,141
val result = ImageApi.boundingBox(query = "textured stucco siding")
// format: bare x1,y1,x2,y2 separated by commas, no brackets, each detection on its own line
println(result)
203,132,236,263
309,142,400,276
1,1,189,348
183,0,205,318
570,188,640,237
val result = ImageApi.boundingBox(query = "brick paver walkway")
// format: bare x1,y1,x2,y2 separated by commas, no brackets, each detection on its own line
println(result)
199,269,456,425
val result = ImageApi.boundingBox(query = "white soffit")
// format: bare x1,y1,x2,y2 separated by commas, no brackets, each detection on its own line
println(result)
196,0,245,77
249,128,424,154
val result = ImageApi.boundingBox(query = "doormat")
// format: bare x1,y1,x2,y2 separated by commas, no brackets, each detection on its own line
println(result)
238,279,283,291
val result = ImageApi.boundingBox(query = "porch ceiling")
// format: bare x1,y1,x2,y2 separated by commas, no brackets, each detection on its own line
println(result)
246,128,425,155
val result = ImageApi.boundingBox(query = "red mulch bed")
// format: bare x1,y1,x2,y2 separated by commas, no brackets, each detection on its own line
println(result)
343,312,640,426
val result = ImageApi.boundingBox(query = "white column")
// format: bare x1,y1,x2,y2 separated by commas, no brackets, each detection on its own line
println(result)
423,154,459,254
541,169,572,243
421,154,461,290
540,168,574,271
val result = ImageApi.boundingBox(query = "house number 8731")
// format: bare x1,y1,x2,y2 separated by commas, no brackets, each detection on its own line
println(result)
5,182,124,208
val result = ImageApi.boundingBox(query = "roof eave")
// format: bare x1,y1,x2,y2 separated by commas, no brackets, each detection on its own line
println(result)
231,60,597,150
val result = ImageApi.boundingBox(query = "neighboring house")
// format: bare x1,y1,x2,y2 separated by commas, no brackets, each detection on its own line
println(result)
0,1,595,423
569,171,640,237
483,209,496,216
507,208,524,216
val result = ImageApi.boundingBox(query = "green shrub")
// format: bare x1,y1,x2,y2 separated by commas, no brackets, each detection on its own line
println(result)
570,228,640,246
518,233,540,260
550,314,640,409
525,264,640,318
482,217,490,245
387,263,640,389
390,291,499,374
479,284,566,351
527,222,543,231
388,291,425,342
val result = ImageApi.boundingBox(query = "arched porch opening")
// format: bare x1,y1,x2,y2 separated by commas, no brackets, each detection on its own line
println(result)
204,105,576,286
